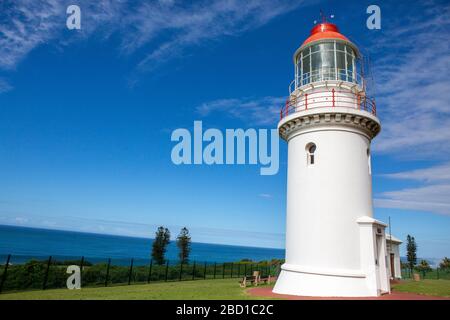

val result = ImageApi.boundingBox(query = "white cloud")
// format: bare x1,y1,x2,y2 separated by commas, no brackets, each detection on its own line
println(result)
0,78,13,93
196,96,285,125
0,212,284,248
382,162,450,182
374,184,450,216
370,1,450,159
0,0,306,72
0,0,65,69
375,163,450,216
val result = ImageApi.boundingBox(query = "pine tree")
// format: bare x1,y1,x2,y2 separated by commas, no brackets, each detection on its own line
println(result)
176,227,191,264
406,234,417,272
151,226,171,265
439,257,450,270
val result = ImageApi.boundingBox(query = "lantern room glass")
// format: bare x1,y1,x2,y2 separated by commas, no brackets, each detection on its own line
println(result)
295,40,358,88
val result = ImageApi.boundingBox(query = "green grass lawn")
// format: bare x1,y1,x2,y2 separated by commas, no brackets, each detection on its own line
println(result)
0,278,272,300
392,280,450,297
2,278,449,300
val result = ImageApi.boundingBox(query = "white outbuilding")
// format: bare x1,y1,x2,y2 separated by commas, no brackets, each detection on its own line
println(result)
386,234,403,280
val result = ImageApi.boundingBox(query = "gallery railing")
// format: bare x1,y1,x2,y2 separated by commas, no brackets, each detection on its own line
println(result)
280,88,376,120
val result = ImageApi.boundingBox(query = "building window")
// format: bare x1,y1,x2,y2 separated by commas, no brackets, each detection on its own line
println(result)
306,143,316,165
296,40,358,87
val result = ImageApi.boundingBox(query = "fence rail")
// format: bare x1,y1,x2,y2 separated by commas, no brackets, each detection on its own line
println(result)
0,254,282,294
401,268,450,280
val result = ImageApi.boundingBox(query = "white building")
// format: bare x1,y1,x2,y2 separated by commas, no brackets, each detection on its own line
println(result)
273,21,392,297
386,234,403,280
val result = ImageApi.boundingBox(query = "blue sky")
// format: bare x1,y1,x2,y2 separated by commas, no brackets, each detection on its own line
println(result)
0,0,449,259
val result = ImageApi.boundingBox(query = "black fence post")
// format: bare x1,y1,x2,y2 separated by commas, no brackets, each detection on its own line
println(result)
244,263,247,276
104,258,111,287
0,254,11,294
42,256,52,290
128,258,134,285
165,260,169,282
147,259,153,283
179,262,183,281
192,261,196,280
230,263,234,278
238,264,241,277
213,262,217,279
203,262,207,280
80,256,84,270
222,263,225,279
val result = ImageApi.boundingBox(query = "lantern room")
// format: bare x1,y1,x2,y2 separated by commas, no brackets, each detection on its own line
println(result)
291,22,362,92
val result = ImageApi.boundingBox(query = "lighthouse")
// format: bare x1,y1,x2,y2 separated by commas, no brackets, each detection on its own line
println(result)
273,21,390,297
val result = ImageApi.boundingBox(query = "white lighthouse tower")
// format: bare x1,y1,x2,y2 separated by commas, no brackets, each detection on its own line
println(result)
273,20,390,297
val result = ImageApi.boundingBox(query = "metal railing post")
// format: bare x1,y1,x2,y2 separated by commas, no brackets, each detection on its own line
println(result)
230,263,233,278
305,93,308,110
80,256,84,280
213,262,217,279
165,260,169,281
332,88,335,107
0,254,11,294
147,259,153,283
222,263,225,279
203,262,207,280
127,258,134,285
105,258,111,287
42,256,52,290
244,263,247,276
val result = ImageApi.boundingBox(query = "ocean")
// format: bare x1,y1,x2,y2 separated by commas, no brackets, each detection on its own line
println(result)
0,225,285,265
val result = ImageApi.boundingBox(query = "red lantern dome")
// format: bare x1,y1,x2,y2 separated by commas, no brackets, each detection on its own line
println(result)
301,22,349,47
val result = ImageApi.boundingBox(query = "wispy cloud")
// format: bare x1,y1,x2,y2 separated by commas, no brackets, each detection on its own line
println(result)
375,163,450,216
196,96,285,125
0,0,306,73
0,0,65,70
368,2,450,216
382,162,450,182
370,1,450,158
0,78,13,93
124,0,306,71
0,212,284,248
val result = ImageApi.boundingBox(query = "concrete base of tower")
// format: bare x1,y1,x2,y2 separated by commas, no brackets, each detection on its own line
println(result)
273,265,382,297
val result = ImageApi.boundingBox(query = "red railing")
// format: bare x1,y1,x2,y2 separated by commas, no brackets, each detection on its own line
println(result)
280,88,376,120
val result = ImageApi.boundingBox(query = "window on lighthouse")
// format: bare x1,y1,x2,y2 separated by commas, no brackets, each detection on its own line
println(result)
297,41,357,87
306,143,316,165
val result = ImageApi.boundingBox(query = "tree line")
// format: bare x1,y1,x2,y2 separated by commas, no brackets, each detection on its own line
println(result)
151,226,191,265
405,234,449,273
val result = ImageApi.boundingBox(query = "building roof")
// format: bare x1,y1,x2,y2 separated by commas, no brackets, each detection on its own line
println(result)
301,23,349,47
293,22,359,62
386,233,403,244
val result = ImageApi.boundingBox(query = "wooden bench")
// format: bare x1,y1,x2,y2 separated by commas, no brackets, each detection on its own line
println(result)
239,272,273,287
